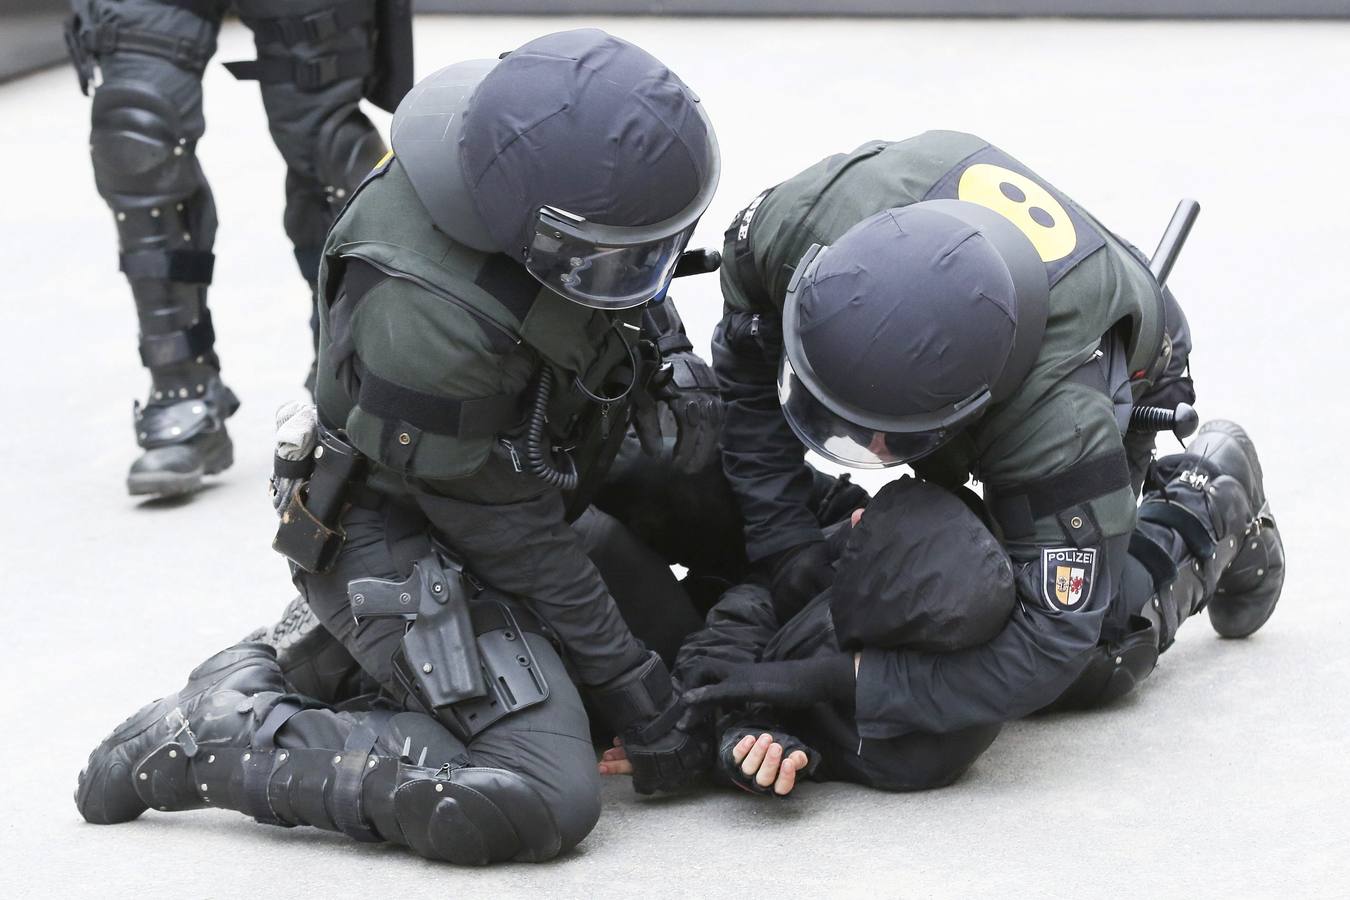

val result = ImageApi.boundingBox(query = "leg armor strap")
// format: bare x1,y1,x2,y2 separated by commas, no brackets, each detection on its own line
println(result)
138,309,215,368
224,49,370,92
78,23,212,73
121,248,215,285
244,0,375,47
133,376,238,448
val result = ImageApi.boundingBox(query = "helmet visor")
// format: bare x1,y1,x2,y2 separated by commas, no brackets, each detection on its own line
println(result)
777,357,951,468
526,207,696,310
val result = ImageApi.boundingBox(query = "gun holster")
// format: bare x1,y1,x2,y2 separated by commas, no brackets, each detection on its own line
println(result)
273,425,364,574
350,553,548,740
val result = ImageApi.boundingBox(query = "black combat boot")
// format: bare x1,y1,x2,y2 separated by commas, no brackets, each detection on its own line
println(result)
128,374,238,497
76,633,568,864
1138,420,1284,643
1188,421,1285,637
75,641,286,824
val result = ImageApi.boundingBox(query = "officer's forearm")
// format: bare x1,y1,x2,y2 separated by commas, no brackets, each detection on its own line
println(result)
853,601,1104,738
712,317,822,561
413,489,648,686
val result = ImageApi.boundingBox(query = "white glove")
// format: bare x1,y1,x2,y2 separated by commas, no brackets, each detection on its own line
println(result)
271,401,318,513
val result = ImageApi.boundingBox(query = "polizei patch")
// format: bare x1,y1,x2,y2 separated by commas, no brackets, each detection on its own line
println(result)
1041,547,1097,612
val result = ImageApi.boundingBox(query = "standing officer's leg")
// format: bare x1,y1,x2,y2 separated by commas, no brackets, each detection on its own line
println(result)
66,0,237,496
229,0,386,380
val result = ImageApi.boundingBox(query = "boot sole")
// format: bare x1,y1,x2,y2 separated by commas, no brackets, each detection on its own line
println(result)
127,468,204,497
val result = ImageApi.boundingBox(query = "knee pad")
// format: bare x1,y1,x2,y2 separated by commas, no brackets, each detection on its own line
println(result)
394,766,565,865
316,108,386,200
90,80,198,205
1044,622,1160,712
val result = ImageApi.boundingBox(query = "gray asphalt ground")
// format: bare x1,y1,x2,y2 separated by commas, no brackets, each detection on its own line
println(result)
1,14,1348,899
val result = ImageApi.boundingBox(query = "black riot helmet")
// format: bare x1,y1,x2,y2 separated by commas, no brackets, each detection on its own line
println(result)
390,28,719,310
779,200,1049,468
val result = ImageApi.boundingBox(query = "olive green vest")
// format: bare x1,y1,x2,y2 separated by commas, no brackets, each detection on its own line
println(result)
314,156,641,501
724,131,1166,548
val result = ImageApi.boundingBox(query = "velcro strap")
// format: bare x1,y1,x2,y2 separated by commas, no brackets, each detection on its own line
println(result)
331,721,385,843
1128,530,1180,589
224,48,371,91
247,0,375,46
85,23,210,70
1138,500,1216,561
357,368,524,438
987,448,1131,540
643,301,693,356
239,751,283,825
120,249,215,285
139,311,215,368
273,454,313,480
254,697,306,750
591,652,676,736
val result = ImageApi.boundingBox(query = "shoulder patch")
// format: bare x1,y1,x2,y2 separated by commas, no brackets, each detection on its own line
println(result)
1040,547,1098,612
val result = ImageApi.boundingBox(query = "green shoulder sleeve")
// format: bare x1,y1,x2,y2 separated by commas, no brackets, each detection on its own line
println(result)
344,275,536,482
977,377,1137,551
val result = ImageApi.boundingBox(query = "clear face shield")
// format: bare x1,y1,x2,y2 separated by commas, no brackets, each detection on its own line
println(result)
777,240,992,468
522,101,720,310
777,357,982,468
525,209,697,310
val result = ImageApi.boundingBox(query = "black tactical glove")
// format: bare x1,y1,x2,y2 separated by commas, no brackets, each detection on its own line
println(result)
591,652,711,795
682,653,856,712
623,722,710,795
633,351,724,475
765,540,834,622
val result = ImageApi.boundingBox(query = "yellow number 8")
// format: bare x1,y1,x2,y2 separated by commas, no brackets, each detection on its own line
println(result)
957,163,1077,263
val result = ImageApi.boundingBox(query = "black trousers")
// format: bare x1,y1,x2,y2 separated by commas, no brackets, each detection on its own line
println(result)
294,503,603,849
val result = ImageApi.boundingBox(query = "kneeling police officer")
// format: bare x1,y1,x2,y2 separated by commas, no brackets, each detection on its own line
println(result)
683,131,1286,786
75,29,727,864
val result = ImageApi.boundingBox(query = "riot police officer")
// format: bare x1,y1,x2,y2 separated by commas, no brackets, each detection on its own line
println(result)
75,30,728,864
679,131,1286,787
64,0,411,496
